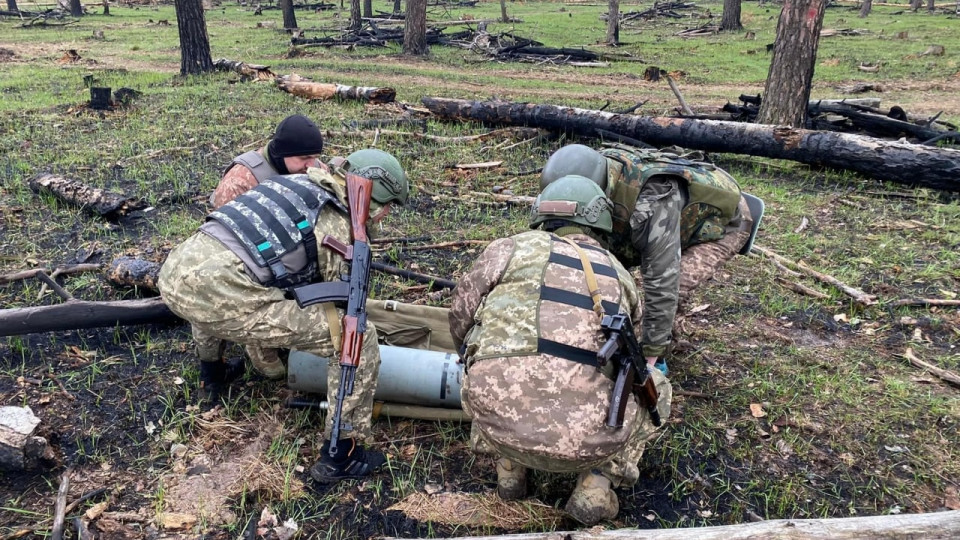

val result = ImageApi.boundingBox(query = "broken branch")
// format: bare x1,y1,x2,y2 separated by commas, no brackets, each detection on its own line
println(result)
902,348,960,387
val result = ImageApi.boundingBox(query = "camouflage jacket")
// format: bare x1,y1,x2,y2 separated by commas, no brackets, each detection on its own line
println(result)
449,230,641,359
159,168,351,324
451,230,645,465
601,146,742,358
212,147,274,208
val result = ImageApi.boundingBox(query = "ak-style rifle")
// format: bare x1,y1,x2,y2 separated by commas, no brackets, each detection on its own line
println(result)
597,313,662,429
310,172,374,457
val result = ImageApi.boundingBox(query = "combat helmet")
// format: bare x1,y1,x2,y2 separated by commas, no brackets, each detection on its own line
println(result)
541,144,608,191
344,149,410,205
530,174,613,233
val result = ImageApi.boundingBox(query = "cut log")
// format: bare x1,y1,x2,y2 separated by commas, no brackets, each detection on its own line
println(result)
105,257,161,291
277,75,396,104
29,174,147,219
212,58,277,81
420,97,960,192
0,297,181,337
380,510,960,540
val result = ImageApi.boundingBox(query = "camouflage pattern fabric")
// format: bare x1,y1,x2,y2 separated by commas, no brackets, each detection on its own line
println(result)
599,146,748,359
212,147,270,208
679,196,753,301
159,168,381,441
452,230,669,485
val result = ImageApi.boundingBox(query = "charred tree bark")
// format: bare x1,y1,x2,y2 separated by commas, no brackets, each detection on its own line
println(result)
29,174,146,219
757,0,827,127
420,97,960,192
213,58,277,81
859,0,872,17
0,298,181,337
910,0,922,11
927,0,934,11
403,0,428,55
280,0,298,29
105,257,162,291
7,0,18,12
499,0,508,22
349,0,361,31
393,0,401,14
363,0,372,18
720,0,742,31
174,0,214,75
606,0,620,45
68,0,82,16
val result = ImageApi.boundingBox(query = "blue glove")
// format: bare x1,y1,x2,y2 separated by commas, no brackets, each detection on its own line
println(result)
653,359,668,376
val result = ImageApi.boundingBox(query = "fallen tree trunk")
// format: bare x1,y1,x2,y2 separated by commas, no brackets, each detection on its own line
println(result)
277,75,396,104
29,174,147,219
419,97,960,192
384,510,960,540
0,297,181,337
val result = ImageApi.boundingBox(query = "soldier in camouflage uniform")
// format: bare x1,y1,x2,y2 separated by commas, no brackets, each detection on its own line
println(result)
542,144,754,371
158,152,410,483
451,175,672,525
211,114,325,208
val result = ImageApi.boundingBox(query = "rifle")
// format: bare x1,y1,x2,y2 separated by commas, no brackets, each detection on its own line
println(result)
597,313,662,429
318,171,374,457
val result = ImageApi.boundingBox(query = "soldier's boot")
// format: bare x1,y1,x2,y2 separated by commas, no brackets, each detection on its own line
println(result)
245,345,287,380
564,470,619,525
310,438,387,484
198,358,245,404
495,458,528,500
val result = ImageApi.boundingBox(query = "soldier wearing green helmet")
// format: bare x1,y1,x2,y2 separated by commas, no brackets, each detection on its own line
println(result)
542,143,756,372
451,175,671,526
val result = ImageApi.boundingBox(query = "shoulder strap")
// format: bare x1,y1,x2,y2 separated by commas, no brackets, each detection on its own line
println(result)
559,236,605,320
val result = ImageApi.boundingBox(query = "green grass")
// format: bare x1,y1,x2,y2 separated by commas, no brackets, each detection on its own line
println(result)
1,1,959,537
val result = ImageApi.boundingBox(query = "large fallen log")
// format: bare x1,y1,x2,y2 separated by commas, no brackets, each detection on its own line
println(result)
382,510,960,540
29,174,147,219
277,74,396,104
420,97,960,192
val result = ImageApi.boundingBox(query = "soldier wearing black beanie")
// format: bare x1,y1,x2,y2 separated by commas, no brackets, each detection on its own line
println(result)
266,114,325,174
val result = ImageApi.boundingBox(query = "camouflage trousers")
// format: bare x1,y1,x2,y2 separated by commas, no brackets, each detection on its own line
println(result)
468,368,673,488
678,196,753,301
191,327,286,380
190,299,381,442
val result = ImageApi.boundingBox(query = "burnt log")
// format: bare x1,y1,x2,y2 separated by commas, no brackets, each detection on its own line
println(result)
0,297,181,337
420,97,960,192
810,102,960,144
105,256,162,291
29,174,147,219
212,58,277,81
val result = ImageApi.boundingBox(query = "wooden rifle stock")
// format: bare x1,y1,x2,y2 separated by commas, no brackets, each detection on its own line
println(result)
328,172,375,457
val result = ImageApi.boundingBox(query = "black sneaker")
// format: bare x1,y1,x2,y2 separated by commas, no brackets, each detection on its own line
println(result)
198,357,245,403
310,441,387,484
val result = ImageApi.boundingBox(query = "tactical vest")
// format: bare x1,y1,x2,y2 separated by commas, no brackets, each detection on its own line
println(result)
463,231,642,465
603,147,742,263
224,149,280,183
200,174,344,289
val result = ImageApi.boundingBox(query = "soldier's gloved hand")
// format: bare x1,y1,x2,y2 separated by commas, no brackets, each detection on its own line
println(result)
198,357,246,403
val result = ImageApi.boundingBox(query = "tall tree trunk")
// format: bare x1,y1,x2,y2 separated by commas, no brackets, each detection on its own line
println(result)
926,0,934,11
605,0,620,45
393,0,401,14
756,0,827,127
363,0,372,18
403,0,428,55
910,0,922,10
69,0,82,16
103,0,109,15
281,0,298,29
720,0,742,31
174,0,214,76
858,0,872,17
499,0,508,22
349,0,361,31
7,0,19,11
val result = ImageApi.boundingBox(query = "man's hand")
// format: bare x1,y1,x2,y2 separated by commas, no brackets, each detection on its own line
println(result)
645,356,658,367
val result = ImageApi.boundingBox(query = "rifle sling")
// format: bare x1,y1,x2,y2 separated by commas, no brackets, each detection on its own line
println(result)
559,236,606,319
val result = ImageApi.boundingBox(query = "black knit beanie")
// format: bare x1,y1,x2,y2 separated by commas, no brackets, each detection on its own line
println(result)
270,114,324,158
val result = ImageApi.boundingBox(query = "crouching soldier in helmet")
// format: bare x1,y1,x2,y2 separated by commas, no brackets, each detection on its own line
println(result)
158,150,409,483
450,175,671,525
541,144,754,373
